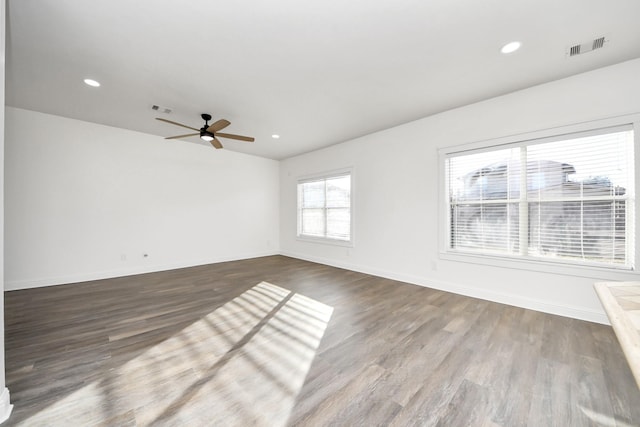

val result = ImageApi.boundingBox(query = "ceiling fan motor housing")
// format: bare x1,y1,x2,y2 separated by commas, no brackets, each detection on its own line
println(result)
200,129,214,140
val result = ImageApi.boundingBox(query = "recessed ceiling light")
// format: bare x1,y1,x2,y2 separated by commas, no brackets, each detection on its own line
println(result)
501,41,521,54
271,134,280,139
83,78,101,87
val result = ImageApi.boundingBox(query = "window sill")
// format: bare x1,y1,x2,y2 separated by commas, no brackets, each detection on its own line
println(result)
439,250,637,280
297,235,354,248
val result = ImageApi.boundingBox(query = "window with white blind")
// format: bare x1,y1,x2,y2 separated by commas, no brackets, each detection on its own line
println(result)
445,124,635,269
297,172,352,243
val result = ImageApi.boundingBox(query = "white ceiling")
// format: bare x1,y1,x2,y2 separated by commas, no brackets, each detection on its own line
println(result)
6,0,640,160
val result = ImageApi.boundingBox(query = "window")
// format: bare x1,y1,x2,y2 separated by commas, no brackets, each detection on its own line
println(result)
297,172,351,243
445,124,635,269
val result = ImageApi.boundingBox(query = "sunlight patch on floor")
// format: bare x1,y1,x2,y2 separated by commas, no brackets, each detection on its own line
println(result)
22,282,333,426
579,405,635,427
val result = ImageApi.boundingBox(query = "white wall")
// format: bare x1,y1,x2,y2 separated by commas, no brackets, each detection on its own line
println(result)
0,0,13,421
280,58,640,324
4,107,280,290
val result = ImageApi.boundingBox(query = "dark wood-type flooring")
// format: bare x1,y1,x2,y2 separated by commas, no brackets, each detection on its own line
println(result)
4,255,640,426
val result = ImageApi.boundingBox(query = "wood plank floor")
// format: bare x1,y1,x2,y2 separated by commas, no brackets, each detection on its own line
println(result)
4,255,640,426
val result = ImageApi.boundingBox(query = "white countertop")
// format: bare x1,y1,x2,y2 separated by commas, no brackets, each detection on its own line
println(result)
594,281,640,389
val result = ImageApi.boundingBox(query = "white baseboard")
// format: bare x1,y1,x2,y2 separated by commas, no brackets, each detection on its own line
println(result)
0,388,12,424
5,251,279,291
280,250,610,325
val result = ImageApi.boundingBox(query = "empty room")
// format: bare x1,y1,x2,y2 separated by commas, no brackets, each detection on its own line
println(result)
1,0,640,425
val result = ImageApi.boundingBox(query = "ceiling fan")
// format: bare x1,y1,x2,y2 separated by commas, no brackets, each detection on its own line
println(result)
156,113,255,149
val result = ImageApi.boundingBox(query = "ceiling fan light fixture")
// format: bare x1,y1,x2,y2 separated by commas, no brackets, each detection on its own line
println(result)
200,131,214,142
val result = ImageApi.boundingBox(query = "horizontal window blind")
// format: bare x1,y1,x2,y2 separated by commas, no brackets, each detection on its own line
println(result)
447,126,635,268
298,173,351,242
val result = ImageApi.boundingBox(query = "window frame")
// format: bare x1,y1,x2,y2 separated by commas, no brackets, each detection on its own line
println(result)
438,114,640,279
296,168,354,247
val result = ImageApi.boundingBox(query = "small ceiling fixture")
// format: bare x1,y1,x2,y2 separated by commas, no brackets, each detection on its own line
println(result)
83,78,101,87
500,41,521,54
271,134,280,139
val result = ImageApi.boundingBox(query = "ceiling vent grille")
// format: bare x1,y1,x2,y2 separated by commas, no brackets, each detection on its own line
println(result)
592,36,606,50
567,36,608,57
151,104,173,114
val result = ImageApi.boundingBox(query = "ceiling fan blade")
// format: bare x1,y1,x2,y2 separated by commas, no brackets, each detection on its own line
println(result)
216,132,255,142
207,119,231,133
210,137,224,149
165,133,199,140
156,118,200,132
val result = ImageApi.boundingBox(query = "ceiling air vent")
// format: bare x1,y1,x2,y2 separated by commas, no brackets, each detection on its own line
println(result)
151,104,172,114
567,36,608,57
